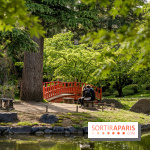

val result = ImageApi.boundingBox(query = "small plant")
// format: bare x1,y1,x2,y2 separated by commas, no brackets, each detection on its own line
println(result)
72,124,80,129
71,118,80,124
67,112,72,115
51,123,63,127
0,122,12,126
17,121,38,126
41,123,46,126
58,120,62,123
43,99,48,103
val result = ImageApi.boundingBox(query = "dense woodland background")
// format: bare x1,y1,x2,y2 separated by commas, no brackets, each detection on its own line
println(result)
0,0,150,100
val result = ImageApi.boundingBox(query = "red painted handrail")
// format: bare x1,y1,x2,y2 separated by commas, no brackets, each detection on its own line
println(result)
43,81,102,100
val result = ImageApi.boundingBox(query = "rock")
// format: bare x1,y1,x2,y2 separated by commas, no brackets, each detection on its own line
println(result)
78,128,83,135
38,127,47,131
53,127,64,133
10,126,31,134
66,127,78,134
141,125,149,131
31,127,39,134
65,130,70,135
0,126,9,132
40,114,58,124
83,127,88,134
44,129,53,134
35,131,44,136
130,99,150,114
0,113,17,122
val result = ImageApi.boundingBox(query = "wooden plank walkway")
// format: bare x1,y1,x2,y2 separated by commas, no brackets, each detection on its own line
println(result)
47,93,75,102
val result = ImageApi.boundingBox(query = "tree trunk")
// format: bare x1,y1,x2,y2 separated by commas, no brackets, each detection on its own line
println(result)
20,36,44,102
118,87,122,97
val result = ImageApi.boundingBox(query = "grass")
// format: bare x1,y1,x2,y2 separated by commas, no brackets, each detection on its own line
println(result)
72,124,80,129
51,123,63,127
17,121,39,126
0,122,12,126
56,98,150,127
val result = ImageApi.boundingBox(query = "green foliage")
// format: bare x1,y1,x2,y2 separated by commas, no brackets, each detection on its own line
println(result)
0,0,45,37
17,121,39,126
123,84,139,93
44,32,103,83
122,89,135,96
0,85,16,98
43,99,48,103
0,122,12,126
142,84,150,90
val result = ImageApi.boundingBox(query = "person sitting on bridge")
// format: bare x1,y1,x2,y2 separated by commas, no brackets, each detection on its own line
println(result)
78,85,95,108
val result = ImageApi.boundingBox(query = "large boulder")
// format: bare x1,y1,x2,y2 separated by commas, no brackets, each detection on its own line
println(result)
10,126,32,134
130,99,150,114
0,113,18,122
40,114,58,124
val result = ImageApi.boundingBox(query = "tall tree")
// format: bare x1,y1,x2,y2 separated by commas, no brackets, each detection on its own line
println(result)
21,0,100,101
44,32,101,83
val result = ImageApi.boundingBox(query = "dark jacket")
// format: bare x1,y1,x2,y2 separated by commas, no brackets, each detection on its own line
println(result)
90,88,95,100
83,88,95,100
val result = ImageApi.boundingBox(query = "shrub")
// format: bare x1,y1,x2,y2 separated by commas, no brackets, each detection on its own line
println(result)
113,90,118,96
102,91,111,96
123,89,135,96
142,84,150,90
123,84,139,95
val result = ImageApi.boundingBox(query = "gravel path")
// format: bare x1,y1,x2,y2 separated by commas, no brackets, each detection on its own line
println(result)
14,102,97,113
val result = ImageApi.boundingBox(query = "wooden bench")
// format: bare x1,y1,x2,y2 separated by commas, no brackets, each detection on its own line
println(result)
0,98,14,109
83,100,97,109
63,97,74,104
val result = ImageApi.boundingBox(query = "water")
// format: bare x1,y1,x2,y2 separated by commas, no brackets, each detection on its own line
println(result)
0,133,150,150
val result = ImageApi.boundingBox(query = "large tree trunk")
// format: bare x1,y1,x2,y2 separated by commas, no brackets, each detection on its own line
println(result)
20,36,44,102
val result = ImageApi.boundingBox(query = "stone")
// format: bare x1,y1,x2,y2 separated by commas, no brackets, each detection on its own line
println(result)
141,125,149,131
35,131,44,136
130,99,150,114
65,130,70,135
78,128,83,135
31,127,39,134
38,127,47,131
0,126,9,132
10,126,31,134
44,129,53,134
83,127,88,134
66,126,78,134
53,127,64,133
0,113,17,122
40,114,58,124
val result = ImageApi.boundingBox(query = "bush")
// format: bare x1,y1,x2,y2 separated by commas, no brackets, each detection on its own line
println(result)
123,89,135,96
141,84,150,90
113,90,119,96
123,84,139,94
102,91,111,96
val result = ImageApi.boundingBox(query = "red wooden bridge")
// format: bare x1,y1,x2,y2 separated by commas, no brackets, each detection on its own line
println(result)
43,81,102,103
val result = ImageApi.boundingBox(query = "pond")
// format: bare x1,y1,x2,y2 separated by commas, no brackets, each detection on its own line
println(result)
0,133,150,150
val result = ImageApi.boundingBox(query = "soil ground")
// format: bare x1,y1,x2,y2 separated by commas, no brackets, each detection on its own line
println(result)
0,101,111,127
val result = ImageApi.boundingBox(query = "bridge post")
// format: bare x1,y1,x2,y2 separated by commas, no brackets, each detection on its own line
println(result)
57,80,60,95
74,79,77,100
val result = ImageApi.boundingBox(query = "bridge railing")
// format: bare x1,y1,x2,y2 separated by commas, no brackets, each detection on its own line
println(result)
43,81,102,100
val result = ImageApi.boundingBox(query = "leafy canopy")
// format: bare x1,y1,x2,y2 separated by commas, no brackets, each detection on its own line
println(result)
44,32,103,83
81,0,150,70
0,0,45,37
